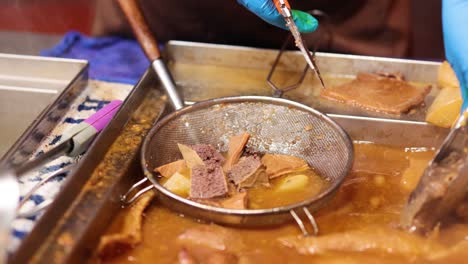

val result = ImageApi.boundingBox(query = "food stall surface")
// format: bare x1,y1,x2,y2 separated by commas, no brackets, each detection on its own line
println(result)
8,41,462,264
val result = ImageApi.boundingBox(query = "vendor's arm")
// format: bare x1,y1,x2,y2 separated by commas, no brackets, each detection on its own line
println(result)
237,0,318,33
443,0,468,108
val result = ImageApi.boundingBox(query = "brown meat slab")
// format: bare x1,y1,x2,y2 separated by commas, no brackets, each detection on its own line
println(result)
320,72,432,115
154,159,186,178
190,165,228,199
228,155,262,187
223,133,250,172
191,144,225,167
261,153,309,179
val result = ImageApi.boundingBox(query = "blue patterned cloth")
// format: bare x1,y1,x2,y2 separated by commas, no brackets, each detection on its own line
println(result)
41,31,149,84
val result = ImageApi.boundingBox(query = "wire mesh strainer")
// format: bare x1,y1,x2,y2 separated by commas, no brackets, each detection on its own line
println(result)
118,0,353,235
140,96,353,234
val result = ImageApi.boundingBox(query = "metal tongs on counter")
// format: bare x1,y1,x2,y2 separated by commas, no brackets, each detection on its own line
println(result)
275,0,325,89
402,104,468,232
13,100,122,217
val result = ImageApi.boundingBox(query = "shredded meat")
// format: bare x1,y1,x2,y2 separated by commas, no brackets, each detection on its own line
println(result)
321,72,431,115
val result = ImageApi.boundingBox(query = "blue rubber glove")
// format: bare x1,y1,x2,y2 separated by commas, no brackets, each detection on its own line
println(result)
443,0,468,109
237,0,318,33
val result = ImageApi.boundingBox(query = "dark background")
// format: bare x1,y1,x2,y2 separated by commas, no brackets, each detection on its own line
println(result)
0,0,444,60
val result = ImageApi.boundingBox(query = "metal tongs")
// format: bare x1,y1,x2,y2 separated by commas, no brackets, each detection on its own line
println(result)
276,0,325,88
402,107,468,232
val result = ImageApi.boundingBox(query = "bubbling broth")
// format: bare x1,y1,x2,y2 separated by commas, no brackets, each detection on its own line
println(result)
95,143,468,264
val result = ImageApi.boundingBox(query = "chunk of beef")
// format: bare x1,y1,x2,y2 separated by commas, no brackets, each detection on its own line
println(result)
190,165,228,199
191,144,225,167
224,133,250,172
261,153,309,179
228,155,262,187
320,72,431,115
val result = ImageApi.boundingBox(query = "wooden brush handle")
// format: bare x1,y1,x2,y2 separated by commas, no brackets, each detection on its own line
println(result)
117,0,161,61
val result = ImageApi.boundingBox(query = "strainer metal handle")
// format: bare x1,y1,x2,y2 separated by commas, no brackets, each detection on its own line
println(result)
121,178,154,205
290,208,319,236
117,0,184,110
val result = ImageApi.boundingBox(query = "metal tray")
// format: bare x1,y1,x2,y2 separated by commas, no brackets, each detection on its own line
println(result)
8,41,449,263
0,53,88,165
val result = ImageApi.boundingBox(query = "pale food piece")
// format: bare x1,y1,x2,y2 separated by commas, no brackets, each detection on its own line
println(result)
275,174,309,193
438,61,460,89
426,83,462,128
155,159,186,177
163,171,191,197
261,153,309,178
178,143,204,169
96,191,155,259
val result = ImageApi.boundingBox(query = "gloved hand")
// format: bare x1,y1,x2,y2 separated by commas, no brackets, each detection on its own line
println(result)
443,0,468,109
237,0,318,33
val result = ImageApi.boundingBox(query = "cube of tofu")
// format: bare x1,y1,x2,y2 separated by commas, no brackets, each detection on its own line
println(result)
163,171,191,197
275,174,309,193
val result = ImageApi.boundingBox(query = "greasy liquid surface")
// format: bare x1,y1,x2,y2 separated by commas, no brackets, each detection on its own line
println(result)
170,62,437,121
98,143,468,264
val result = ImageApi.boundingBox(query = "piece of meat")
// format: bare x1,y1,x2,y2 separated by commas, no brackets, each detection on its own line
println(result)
154,159,186,177
191,144,225,167
177,225,245,253
261,153,309,179
97,191,155,259
223,133,250,172
320,72,432,115
228,155,262,187
220,192,248,209
178,143,205,169
278,226,444,256
190,165,228,199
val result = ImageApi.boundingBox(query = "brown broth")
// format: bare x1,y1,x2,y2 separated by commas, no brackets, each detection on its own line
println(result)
96,143,468,264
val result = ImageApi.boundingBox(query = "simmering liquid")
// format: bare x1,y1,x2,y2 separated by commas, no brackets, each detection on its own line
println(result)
96,143,468,264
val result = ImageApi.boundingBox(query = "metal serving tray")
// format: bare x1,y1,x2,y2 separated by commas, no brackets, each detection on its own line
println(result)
9,41,448,263
0,53,88,165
